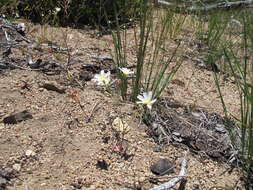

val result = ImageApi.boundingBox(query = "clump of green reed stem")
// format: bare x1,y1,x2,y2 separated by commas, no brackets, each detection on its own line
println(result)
111,0,183,102
197,11,232,73
211,10,253,188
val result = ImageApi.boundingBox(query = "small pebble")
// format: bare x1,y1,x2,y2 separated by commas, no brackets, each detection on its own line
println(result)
153,146,162,152
12,164,21,171
96,160,108,170
25,150,36,157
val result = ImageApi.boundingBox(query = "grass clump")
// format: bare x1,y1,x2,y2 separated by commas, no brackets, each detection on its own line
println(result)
111,0,184,106
209,10,253,188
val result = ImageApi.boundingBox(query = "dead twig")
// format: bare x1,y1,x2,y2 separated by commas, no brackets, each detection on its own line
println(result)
0,60,65,72
90,55,113,61
156,0,253,13
86,100,101,122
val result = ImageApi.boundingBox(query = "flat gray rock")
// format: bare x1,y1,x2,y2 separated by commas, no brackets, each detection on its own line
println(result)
3,110,33,124
150,158,175,175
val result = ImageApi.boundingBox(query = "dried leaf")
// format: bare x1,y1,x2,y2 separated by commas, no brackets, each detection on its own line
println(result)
112,117,130,134
69,90,81,103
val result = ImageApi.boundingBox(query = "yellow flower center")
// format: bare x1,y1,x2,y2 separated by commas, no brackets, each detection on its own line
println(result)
143,100,152,105
99,76,105,81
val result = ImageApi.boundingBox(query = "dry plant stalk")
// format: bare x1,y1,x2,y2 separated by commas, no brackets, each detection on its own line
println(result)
69,89,84,112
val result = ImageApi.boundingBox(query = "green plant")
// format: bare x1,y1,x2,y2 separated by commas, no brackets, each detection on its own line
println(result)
0,0,141,27
212,10,253,189
0,0,19,18
111,0,183,105
199,11,232,74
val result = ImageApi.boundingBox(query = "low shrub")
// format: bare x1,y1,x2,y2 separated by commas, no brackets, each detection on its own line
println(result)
0,0,141,27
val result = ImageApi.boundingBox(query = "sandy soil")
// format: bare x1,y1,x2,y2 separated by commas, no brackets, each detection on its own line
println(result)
0,20,246,190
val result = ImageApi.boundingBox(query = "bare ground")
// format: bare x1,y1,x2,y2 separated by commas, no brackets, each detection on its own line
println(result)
0,20,246,190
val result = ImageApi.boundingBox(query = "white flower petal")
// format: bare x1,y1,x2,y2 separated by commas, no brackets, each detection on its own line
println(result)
119,67,134,75
92,70,111,86
150,99,157,104
143,92,150,99
136,91,156,110
147,91,153,98
103,78,110,85
55,7,61,12
105,70,111,76
137,95,144,101
147,104,152,110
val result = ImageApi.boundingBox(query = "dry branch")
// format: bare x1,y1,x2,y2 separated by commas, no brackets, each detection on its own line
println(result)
156,0,253,12
0,17,69,72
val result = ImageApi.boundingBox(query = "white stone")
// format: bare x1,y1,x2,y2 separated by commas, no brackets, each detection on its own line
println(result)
13,163,21,171
25,150,36,157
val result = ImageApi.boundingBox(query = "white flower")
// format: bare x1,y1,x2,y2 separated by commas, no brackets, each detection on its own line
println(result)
136,91,157,110
92,70,111,85
17,23,25,32
55,7,61,12
15,12,20,18
119,67,134,76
